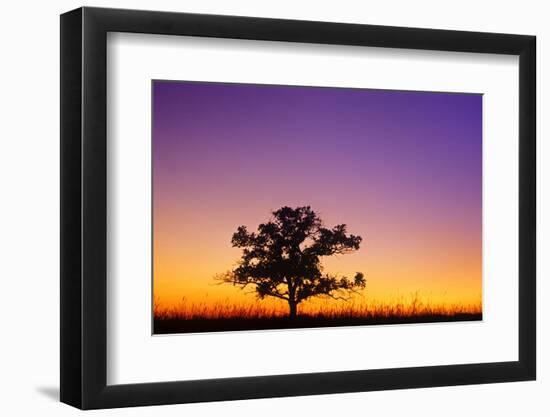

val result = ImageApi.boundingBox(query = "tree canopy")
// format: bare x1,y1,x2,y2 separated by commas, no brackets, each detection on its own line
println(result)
217,206,366,318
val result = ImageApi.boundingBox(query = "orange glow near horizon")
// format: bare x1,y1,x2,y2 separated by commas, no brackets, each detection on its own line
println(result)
153,200,482,312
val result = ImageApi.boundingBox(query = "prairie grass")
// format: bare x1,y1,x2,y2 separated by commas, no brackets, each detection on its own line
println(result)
154,293,481,327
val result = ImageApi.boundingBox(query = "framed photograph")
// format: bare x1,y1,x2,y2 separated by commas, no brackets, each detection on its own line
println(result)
60,6,536,409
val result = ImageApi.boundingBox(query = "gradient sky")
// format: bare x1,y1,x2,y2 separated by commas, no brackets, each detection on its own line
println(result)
153,81,482,310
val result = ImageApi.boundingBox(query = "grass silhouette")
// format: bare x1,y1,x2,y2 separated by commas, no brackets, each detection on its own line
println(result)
153,294,482,334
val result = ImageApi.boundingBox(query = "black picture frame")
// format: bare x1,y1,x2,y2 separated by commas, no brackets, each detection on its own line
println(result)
60,6,536,410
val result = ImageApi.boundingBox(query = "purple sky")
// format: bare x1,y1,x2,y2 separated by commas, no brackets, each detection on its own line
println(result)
152,80,482,306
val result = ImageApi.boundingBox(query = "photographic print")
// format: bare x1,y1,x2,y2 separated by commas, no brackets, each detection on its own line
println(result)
152,80,482,335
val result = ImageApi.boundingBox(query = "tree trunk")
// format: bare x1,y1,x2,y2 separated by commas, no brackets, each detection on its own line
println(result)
288,299,297,319
287,278,298,319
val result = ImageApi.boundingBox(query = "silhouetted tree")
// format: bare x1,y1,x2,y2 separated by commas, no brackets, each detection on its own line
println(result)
217,206,366,319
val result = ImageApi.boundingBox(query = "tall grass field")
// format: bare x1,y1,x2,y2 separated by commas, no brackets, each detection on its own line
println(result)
153,295,482,334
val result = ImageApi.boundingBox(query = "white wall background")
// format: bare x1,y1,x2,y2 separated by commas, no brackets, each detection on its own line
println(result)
0,0,545,415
